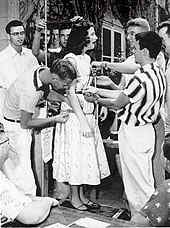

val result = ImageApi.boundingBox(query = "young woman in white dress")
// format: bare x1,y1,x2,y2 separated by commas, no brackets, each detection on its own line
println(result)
53,18,110,211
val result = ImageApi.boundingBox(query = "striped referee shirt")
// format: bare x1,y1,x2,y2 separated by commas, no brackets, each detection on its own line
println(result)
118,62,166,126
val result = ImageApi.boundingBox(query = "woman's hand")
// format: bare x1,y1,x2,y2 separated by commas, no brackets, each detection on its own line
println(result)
80,120,92,138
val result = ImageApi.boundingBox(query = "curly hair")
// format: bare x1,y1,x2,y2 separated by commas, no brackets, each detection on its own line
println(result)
65,19,94,55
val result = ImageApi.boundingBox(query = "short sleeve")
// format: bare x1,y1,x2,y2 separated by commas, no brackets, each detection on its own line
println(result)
19,94,40,113
123,77,144,103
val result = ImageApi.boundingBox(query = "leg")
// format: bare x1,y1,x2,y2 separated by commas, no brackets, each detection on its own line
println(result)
152,117,165,187
79,185,101,210
119,123,155,217
70,185,87,210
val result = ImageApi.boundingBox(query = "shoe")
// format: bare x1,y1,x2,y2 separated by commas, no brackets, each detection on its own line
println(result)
84,200,101,210
70,202,88,211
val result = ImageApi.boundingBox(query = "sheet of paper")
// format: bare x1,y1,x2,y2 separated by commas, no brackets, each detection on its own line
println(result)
41,127,53,163
45,223,68,228
74,217,110,228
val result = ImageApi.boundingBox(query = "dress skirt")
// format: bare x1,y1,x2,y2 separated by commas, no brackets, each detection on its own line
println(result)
53,94,110,185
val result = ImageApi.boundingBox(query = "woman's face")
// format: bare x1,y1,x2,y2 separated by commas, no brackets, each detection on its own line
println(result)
85,27,98,51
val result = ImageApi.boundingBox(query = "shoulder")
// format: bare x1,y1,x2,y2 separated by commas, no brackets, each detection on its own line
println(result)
22,47,34,56
64,53,78,60
64,53,78,69
0,45,11,59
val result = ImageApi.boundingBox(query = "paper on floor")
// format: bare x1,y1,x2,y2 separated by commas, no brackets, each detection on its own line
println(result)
74,217,110,228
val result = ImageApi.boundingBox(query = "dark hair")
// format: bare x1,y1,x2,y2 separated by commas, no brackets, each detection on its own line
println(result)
50,59,77,81
157,19,170,37
5,20,24,34
126,18,150,32
59,22,72,35
65,19,94,55
135,31,162,59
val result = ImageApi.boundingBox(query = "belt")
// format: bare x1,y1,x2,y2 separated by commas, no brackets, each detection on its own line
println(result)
60,109,93,115
4,116,20,123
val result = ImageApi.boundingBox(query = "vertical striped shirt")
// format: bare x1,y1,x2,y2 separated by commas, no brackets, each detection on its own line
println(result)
118,62,166,126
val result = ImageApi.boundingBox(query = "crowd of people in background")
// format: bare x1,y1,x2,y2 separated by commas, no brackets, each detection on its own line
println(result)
0,13,170,227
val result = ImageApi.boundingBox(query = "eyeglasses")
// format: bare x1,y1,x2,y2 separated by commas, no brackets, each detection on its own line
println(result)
10,31,25,36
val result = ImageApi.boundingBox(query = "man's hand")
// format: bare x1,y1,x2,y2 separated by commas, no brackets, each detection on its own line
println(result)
96,76,114,87
35,18,46,32
54,112,69,123
83,86,98,95
70,16,84,23
91,61,104,69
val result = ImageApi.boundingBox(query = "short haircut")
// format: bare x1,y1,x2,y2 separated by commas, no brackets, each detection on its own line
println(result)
5,20,24,34
59,22,72,35
126,18,150,32
50,59,77,81
157,19,170,37
135,31,162,59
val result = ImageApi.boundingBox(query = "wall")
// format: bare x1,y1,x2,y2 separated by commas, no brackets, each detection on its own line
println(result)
0,0,20,51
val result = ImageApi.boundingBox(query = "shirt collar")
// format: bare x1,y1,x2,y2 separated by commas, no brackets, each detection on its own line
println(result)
8,44,26,57
33,66,46,90
140,62,158,72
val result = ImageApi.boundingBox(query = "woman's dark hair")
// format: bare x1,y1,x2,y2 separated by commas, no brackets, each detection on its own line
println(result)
157,19,170,38
65,19,94,55
5,20,24,34
50,59,77,81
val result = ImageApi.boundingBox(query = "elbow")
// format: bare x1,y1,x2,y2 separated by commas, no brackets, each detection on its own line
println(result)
32,50,39,57
20,122,29,129
112,104,121,111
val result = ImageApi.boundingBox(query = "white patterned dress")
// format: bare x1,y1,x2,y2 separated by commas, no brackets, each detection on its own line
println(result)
53,53,110,185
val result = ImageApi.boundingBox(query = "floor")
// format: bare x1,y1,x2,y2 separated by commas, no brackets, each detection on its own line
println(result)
94,142,128,209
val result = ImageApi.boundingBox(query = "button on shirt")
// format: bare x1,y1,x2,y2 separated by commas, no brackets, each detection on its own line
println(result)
0,44,39,89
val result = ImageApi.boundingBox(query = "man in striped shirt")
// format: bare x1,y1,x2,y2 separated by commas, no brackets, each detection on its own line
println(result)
83,31,166,217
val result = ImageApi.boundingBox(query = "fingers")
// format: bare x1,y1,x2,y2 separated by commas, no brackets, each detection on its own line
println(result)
35,19,46,30
82,131,92,138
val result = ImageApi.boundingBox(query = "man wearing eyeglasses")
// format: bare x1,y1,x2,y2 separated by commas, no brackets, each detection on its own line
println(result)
0,20,39,120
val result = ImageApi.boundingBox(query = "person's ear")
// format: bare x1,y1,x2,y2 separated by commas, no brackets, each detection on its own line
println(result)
142,48,148,56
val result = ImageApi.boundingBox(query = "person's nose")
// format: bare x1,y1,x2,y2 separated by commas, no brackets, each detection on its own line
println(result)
95,35,98,41
126,34,131,40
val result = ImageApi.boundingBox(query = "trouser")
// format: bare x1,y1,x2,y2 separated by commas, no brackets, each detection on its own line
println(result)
152,117,165,187
2,119,36,196
118,122,155,217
